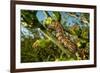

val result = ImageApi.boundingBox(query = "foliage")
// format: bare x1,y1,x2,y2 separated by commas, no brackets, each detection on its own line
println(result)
21,10,89,62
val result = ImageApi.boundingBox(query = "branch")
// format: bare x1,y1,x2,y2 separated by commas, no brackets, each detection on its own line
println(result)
38,28,77,59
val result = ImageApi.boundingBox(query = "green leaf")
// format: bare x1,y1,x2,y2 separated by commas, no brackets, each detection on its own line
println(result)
32,39,51,48
52,12,61,21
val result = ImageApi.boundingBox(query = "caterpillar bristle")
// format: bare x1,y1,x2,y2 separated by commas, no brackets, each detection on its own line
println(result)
48,20,77,53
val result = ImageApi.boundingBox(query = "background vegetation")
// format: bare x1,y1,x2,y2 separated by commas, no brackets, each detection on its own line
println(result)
21,10,90,63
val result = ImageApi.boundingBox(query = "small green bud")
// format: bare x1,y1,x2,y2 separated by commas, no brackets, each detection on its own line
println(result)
44,17,53,25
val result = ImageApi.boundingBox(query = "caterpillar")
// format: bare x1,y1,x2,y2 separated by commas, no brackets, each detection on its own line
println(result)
46,20,77,53
46,20,89,60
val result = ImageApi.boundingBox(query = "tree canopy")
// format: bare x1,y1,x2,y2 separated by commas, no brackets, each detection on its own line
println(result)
21,10,90,62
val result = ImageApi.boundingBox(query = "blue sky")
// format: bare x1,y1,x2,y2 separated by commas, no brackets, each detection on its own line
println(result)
36,10,82,26
21,10,89,37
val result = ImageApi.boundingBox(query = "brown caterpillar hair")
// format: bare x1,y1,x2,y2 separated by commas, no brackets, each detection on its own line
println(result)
47,20,77,53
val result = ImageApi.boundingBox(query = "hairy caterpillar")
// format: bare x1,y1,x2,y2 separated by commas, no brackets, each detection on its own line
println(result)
46,20,89,60
45,19,77,53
